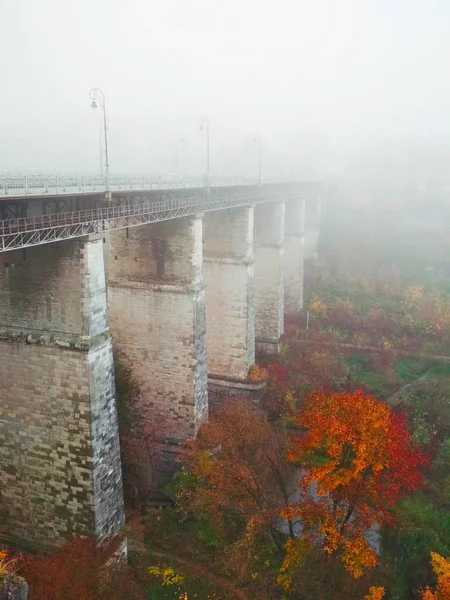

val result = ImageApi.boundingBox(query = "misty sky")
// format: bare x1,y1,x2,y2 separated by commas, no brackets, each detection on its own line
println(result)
1,0,450,178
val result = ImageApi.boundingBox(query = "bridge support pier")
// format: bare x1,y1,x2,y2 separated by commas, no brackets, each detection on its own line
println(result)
203,206,255,384
0,237,124,549
254,202,285,355
304,196,322,261
108,216,208,456
284,198,305,314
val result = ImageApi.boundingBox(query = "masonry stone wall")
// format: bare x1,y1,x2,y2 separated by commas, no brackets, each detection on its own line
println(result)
254,203,285,351
0,237,124,549
0,239,107,338
284,199,305,314
108,217,208,440
303,197,321,261
203,207,255,379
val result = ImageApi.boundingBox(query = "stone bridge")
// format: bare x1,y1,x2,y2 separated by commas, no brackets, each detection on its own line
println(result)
0,180,321,551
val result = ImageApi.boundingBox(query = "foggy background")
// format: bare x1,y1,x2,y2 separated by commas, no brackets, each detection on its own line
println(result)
1,0,450,188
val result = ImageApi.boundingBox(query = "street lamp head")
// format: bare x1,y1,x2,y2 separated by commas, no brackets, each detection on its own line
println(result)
198,116,209,131
89,87,105,109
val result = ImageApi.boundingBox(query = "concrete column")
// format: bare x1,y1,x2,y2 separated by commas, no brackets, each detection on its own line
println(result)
284,198,305,314
0,237,124,549
108,215,208,442
304,196,322,260
203,206,255,380
253,202,285,355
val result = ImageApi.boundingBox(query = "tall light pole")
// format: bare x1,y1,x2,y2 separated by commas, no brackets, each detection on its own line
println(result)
98,121,103,178
89,87,110,200
199,117,210,191
253,133,262,187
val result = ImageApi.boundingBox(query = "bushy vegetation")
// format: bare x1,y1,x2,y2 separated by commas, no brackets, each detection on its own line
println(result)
285,277,450,356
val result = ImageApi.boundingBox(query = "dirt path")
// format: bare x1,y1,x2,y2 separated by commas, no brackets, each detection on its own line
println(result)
126,515,252,600
147,549,251,600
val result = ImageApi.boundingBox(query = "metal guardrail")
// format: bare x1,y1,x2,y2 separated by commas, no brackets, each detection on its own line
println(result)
0,189,302,251
0,175,264,198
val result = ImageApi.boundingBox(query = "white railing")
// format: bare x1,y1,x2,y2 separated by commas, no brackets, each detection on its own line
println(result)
0,174,264,198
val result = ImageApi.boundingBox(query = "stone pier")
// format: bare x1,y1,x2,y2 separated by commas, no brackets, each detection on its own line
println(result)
284,198,305,314
203,206,255,381
304,196,322,261
108,216,208,446
254,202,285,355
0,237,124,549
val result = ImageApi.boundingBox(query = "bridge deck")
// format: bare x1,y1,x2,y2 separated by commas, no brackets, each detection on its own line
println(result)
0,187,306,251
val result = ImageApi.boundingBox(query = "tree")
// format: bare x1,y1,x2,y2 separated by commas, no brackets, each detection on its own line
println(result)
281,389,428,582
16,536,144,600
263,345,349,418
177,400,296,576
421,553,450,600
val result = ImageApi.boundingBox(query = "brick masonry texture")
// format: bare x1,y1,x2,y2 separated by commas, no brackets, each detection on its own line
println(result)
303,197,322,261
203,207,255,379
0,237,124,549
284,199,305,314
254,203,285,345
0,237,108,338
108,217,208,439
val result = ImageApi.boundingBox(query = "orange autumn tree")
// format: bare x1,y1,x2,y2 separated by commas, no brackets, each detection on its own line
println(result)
422,553,450,600
177,400,296,573
281,389,428,581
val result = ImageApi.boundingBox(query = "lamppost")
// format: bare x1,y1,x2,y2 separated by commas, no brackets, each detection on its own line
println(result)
198,117,210,191
98,121,103,178
89,87,111,200
253,133,262,187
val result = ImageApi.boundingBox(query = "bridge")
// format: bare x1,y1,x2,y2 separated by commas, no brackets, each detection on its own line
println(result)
0,176,322,551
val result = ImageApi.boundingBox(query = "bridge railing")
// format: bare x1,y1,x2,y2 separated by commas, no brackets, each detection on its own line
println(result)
0,187,306,251
0,175,262,197
0,190,273,236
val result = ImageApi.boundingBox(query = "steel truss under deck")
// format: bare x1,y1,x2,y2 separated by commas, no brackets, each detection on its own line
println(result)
0,190,301,252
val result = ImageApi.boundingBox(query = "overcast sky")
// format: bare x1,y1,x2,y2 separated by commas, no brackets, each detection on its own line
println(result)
1,0,450,177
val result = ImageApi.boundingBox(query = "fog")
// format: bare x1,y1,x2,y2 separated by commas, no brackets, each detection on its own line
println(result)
1,0,450,182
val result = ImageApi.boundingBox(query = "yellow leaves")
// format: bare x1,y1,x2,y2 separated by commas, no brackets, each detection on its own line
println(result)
284,390,297,412
148,565,185,586
247,364,269,382
193,450,216,478
341,535,377,579
364,586,385,600
380,337,393,349
430,552,450,580
309,296,327,315
404,285,423,307
421,552,450,600
278,537,313,590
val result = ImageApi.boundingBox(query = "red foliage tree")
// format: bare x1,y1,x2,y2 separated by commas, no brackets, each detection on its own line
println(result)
281,389,428,582
17,536,144,600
